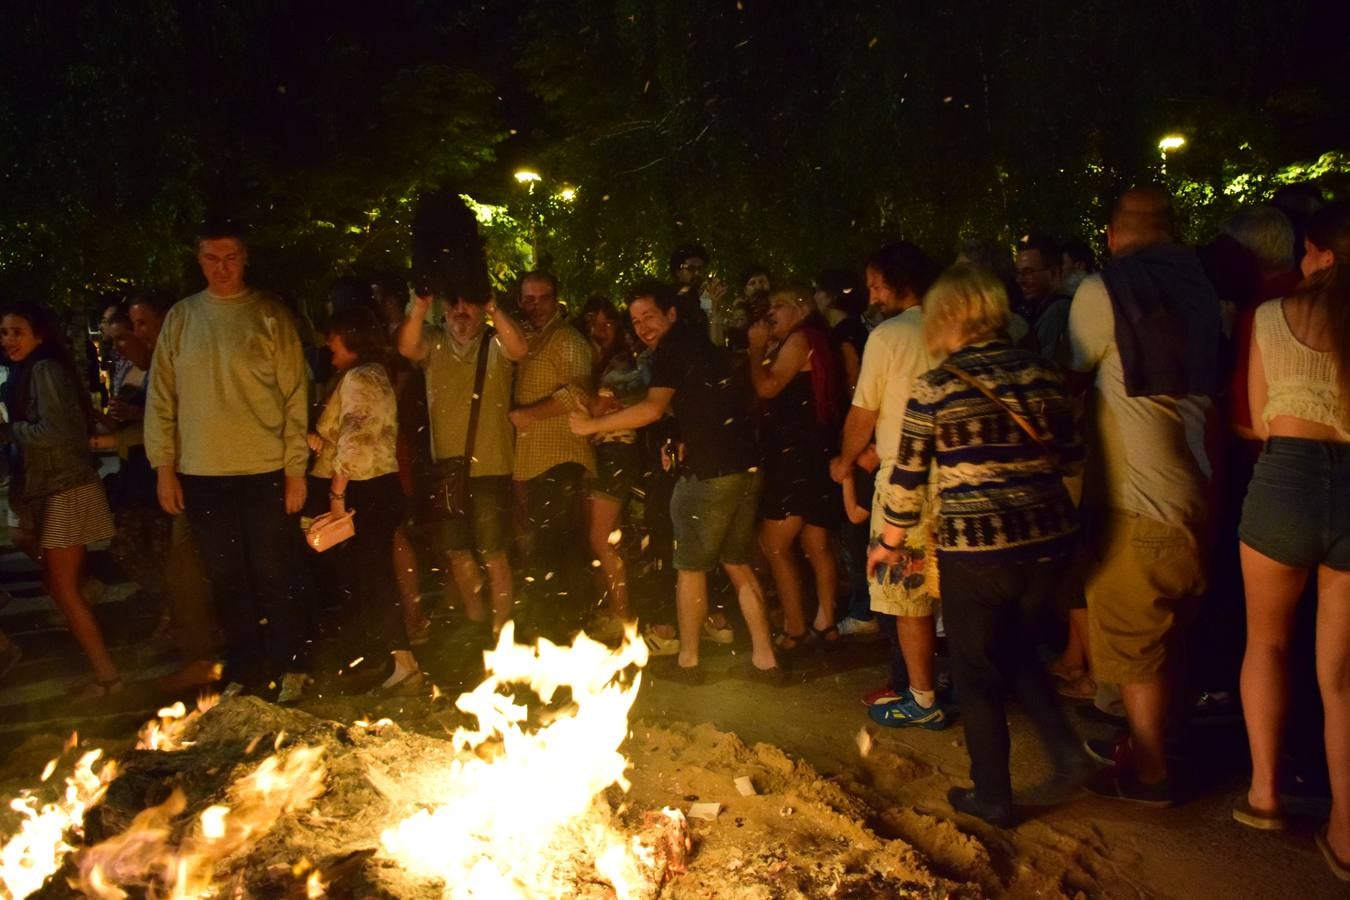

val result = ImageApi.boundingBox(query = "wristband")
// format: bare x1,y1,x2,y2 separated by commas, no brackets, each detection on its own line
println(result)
328,491,345,501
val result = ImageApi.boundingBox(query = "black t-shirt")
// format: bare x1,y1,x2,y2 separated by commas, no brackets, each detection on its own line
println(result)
831,315,868,358
649,323,757,479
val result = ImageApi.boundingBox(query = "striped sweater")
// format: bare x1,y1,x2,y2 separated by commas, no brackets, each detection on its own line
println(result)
883,342,1082,562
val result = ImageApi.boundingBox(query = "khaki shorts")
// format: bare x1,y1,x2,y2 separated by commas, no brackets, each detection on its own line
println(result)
867,462,936,618
1084,510,1207,684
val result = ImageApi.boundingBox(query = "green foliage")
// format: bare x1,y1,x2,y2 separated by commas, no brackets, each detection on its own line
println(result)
0,2,506,315
510,0,1344,297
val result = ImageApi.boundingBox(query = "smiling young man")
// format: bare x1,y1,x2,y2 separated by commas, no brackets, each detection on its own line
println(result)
143,220,313,702
570,281,781,683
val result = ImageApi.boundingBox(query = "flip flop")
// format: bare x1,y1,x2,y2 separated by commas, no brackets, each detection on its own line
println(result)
1315,826,1350,882
1231,797,1286,831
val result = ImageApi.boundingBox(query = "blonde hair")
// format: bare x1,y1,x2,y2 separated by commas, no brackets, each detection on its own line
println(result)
922,264,1011,351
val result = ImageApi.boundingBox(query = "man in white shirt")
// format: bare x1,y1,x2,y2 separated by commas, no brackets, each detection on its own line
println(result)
1068,187,1219,806
832,241,944,729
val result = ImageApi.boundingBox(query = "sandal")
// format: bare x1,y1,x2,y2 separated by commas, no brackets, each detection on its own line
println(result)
1231,796,1286,831
773,630,809,652
810,624,840,645
1316,826,1350,882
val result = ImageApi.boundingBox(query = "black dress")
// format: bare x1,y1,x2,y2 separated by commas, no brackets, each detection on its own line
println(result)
758,371,839,527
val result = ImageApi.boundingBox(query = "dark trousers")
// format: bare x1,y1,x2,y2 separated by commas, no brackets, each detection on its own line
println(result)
840,520,874,622
943,555,1082,806
519,462,587,626
335,474,407,654
180,471,309,678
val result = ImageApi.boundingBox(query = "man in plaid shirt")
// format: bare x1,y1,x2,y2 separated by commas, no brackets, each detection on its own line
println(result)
508,271,595,634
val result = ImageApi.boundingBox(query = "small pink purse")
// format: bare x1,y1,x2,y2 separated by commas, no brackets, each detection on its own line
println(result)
305,510,355,552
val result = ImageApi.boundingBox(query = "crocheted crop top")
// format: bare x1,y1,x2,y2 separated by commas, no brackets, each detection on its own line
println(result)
1253,298,1349,438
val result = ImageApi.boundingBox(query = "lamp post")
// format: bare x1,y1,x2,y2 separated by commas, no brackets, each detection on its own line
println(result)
512,170,576,268
1158,134,1186,175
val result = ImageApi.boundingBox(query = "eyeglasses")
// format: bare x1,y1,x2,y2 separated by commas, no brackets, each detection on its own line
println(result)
678,263,705,273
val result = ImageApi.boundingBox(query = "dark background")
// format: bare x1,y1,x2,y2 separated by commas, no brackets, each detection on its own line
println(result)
1,0,1346,315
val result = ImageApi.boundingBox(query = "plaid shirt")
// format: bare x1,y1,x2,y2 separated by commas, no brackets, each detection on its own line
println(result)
512,312,595,480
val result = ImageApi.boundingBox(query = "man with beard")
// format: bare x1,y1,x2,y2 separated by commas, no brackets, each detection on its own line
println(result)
399,282,528,635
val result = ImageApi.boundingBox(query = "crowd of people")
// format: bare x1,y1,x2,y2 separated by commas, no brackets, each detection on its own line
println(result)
1,183,1348,880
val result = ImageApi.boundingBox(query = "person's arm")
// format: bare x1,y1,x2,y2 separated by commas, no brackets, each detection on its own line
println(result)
571,387,675,436
882,389,938,530
511,331,594,426
144,314,184,514
4,363,88,450
487,300,528,362
830,405,879,483
840,343,861,392
397,293,433,362
841,473,870,524
1248,335,1270,442
1064,276,1110,397
274,309,311,514
747,327,808,399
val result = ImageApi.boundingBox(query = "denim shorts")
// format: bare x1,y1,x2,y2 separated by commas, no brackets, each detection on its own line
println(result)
590,441,641,504
1240,436,1350,570
670,469,762,571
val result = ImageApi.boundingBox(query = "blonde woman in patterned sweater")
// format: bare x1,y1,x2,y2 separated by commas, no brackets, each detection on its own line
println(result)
867,264,1092,827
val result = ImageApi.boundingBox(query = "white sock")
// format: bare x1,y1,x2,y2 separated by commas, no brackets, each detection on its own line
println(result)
910,687,936,709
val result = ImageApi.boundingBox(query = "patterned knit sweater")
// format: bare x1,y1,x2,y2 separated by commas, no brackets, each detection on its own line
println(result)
883,342,1082,563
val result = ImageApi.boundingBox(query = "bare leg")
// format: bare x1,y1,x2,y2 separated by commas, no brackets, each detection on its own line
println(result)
897,615,936,692
392,526,426,634
448,551,486,623
46,546,118,682
800,523,839,632
482,551,515,632
759,516,806,638
587,495,631,621
1239,542,1306,813
722,563,778,670
1317,565,1350,863
675,570,709,668
1121,678,1170,783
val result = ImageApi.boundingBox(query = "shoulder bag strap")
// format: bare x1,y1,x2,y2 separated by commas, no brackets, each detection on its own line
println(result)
463,327,496,463
941,362,1059,466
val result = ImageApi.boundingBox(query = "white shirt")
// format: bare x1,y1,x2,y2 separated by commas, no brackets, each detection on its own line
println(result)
851,306,935,464
1067,275,1212,526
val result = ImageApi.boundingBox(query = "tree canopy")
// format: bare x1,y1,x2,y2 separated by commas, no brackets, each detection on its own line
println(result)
2,0,1345,314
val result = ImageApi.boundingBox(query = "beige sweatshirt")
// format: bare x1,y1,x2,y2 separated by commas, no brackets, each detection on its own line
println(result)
144,289,310,477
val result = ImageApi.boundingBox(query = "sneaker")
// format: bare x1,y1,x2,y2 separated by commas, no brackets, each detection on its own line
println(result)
868,691,948,730
836,616,881,639
642,625,681,657
1083,736,1129,768
947,786,1016,828
276,672,309,705
1085,769,1173,808
861,682,904,706
702,616,734,644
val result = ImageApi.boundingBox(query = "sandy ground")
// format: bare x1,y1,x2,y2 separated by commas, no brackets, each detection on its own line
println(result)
2,630,1345,899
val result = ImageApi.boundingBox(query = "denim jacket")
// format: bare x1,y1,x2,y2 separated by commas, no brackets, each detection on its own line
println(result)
0,359,98,500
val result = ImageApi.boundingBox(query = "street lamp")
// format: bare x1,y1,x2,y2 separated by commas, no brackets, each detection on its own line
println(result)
1158,134,1186,175
514,169,542,185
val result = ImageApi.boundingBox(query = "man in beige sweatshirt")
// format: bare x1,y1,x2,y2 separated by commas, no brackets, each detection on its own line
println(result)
144,221,312,702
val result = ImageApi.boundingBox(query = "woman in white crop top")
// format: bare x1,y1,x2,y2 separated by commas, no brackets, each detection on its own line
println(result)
1237,200,1350,878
